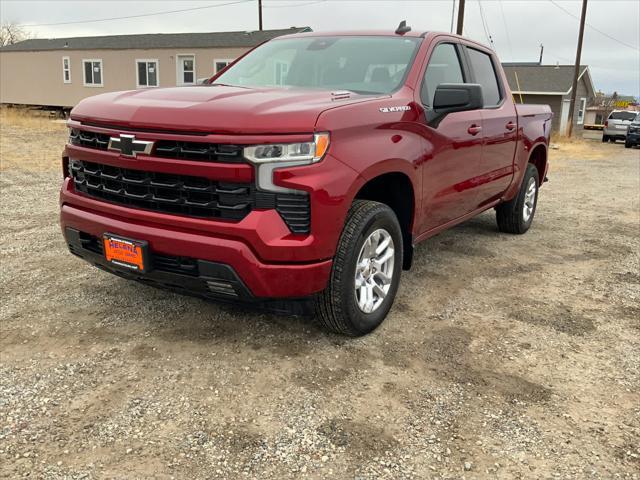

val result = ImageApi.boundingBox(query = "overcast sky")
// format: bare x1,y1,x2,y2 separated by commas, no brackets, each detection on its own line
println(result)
2,0,638,96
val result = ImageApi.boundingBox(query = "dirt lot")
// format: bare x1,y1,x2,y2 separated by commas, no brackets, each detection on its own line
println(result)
1,111,639,479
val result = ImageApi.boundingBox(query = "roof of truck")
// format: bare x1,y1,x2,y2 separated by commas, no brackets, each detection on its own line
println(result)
283,29,428,38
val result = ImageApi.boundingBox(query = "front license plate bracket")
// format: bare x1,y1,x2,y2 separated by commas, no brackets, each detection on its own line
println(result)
103,234,149,273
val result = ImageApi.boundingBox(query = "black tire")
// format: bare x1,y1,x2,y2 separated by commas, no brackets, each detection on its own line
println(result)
315,200,403,336
496,163,539,234
610,137,616,143
602,135,608,143
625,140,631,148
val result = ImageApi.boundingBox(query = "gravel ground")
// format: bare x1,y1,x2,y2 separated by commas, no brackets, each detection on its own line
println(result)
1,117,639,479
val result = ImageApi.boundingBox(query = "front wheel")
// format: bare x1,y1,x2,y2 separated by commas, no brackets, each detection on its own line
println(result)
625,140,632,148
315,200,403,336
496,163,539,234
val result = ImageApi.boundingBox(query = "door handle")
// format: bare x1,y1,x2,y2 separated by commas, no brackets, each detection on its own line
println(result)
467,124,482,135
505,121,516,131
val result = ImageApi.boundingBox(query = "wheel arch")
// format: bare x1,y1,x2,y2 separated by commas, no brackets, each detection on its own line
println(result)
528,143,548,185
352,170,416,270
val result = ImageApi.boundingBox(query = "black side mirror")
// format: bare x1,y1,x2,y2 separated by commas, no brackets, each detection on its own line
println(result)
433,83,483,114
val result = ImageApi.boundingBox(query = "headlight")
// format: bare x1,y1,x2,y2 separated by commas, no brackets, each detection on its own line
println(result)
243,133,329,194
244,133,330,164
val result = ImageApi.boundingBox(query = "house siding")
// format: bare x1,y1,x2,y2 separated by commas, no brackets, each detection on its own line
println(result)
511,75,593,134
0,47,248,108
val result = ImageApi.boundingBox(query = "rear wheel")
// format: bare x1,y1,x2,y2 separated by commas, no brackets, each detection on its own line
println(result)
315,200,403,336
496,163,539,234
625,140,632,148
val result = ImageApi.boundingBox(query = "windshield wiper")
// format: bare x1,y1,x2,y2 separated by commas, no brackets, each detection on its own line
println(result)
345,89,382,95
208,82,250,89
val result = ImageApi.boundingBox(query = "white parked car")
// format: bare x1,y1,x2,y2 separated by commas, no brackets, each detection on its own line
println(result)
602,110,637,143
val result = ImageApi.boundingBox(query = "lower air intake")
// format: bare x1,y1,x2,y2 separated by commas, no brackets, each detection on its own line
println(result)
206,280,238,297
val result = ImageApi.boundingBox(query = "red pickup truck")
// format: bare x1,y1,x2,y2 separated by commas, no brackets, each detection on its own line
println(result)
61,27,552,335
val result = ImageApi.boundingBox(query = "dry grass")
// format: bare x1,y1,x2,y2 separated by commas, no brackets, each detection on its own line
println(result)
550,132,613,162
0,107,68,172
0,106,65,131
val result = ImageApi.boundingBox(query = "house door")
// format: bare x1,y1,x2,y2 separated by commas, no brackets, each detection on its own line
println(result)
559,99,571,135
176,55,195,85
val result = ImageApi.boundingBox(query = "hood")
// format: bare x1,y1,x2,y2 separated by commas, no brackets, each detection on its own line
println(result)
70,85,380,134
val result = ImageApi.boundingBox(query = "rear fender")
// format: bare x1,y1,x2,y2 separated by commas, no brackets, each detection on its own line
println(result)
503,140,548,201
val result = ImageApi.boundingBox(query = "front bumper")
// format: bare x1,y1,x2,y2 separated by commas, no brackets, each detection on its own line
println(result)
59,123,363,301
61,203,332,299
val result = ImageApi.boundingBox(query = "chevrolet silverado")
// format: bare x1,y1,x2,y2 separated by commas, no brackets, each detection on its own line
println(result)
61,26,552,335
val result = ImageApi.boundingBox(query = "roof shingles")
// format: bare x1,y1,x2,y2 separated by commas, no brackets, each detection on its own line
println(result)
0,27,311,52
502,63,588,93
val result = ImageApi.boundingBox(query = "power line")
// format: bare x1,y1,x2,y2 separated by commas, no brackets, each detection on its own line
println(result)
477,0,495,49
548,0,639,51
264,0,326,7
19,1,252,27
450,0,456,34
498,0,513,60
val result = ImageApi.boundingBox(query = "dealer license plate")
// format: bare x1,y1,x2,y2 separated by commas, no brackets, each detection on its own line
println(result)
103,234,148,273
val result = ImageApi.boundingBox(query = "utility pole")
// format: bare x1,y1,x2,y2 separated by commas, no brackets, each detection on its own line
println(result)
456,0,465,35
258,0,263,31
566,0,588,137
539,44,544,64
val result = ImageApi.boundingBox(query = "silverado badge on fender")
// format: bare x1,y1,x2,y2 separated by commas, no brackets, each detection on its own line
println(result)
379,106,412,113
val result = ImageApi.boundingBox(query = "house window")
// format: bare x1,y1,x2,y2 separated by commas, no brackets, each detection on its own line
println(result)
214,59,232,74
62,56,71,84
136,59,159,88
577,97,586,124
177,55,195,85
83,59,103,87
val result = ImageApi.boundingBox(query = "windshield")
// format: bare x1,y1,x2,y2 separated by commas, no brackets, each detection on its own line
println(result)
609,111,637,121
214,36,422,94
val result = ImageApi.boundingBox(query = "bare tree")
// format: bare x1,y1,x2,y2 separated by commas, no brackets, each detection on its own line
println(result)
0,22,31,47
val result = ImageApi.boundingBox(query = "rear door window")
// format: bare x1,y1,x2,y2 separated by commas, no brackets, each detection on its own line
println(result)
466,48,502,107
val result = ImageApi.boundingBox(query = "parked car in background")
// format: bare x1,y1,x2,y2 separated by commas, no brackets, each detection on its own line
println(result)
602,110,637,142
60,27,552,336
625,112,640,148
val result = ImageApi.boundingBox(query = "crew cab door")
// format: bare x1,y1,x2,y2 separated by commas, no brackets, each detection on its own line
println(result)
415,41,485,233
463,46,517,206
